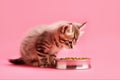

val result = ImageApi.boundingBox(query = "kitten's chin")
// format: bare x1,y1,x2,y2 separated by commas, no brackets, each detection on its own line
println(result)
65,46,73,49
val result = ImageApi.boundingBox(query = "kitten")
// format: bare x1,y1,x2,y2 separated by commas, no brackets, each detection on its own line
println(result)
9,21,86,68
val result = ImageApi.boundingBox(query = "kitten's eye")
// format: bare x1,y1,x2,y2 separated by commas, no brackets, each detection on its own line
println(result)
68,40,72,43
63,39,68,43
64,40,73,44
59,39,67,43
60,39,69,44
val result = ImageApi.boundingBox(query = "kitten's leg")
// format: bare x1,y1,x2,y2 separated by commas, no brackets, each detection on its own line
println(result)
40,57,50,68
49,55,57,68
40,55,57,68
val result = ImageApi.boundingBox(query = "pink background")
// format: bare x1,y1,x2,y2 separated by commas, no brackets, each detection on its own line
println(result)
0,0,120,80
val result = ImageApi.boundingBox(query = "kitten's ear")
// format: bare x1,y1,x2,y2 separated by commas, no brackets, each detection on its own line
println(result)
78,22,87,37
78,22,87,29
61,25,74,36
65,25,74,36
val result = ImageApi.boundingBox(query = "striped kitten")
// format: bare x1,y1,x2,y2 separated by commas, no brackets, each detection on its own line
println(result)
9,21,86,68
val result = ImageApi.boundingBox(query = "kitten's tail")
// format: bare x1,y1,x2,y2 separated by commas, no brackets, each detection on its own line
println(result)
9,58,25,65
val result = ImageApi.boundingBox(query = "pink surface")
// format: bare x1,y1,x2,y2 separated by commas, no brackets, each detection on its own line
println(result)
0,0,120,79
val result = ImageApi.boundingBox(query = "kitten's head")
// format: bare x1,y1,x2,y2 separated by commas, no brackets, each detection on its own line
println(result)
58,22,86,49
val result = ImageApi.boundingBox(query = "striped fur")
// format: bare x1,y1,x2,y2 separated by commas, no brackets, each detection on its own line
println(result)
9,21,86,68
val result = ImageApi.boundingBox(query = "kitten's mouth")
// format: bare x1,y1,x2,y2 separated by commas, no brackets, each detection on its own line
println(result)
66,46,73,49
69,45,73,49
68,43,73,49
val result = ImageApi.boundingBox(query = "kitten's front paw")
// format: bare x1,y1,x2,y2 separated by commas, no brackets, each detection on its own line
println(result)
50,59,57,68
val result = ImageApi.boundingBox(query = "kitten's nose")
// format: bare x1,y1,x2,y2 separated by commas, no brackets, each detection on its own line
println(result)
69,41,73,49
70,45,73,48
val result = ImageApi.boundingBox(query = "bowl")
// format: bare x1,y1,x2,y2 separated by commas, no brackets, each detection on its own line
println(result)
56,57,91,69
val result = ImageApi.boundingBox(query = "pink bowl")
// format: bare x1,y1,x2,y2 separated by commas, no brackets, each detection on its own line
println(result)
56,58,91,69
